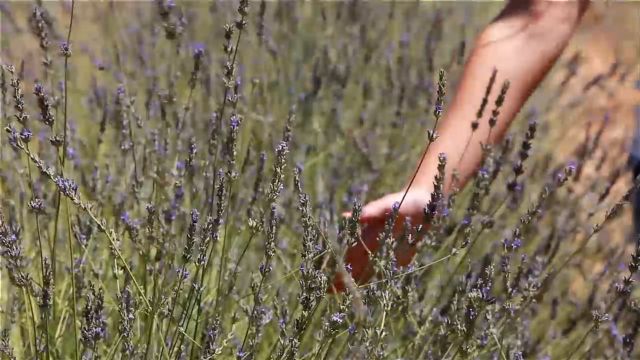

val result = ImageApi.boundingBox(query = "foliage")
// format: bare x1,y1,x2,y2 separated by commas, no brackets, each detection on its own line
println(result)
0,1,638,359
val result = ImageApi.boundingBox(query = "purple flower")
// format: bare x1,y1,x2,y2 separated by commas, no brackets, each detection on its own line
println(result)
176,161,185,171
116,84,126,97
120,212,131,224
19,128,32,143
174,183,184,201
514,182,523,193
163,208,176,223
120,212,140,234
259,306,273,325
28,198,46,215
66,147,76,160
191,209,200,224
440,205,450,218
434,104,443,117
80,284,106,348
345,263,352,274
55,177,79,198
512,237,522,250
191,42,205,58
259,263,272,275
230,115,241,131
610,322,621,339
59,41,71,57
176,267,190,280
34,83,44,95
6,126,19,147
478,167,489,178
330,312,346,324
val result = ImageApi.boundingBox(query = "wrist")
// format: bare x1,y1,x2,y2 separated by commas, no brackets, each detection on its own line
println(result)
402,179,433,195
405,155,441,193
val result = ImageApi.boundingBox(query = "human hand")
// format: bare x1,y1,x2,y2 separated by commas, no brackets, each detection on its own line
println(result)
332,187,432,292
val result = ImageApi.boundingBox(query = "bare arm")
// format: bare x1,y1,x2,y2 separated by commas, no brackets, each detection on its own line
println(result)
412,0,589,194
335,0,589,290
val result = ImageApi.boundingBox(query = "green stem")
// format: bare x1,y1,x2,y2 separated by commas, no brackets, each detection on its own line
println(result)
126,112,141,188
24,144,51,359
18,140,152,312
24,289,39,360
105,334,122,360
492,331,508,360
57,2,77,358
144,269,159,360
159,275,186,359
64,199,79,360
61,0,75,169
168,267,201,357
193,178,240,358
51,186,61,321
319,336,336,360
207,18,245,217
240,274,267,353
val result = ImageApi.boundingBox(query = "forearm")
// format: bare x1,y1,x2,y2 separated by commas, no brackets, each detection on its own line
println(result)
411,0,588,193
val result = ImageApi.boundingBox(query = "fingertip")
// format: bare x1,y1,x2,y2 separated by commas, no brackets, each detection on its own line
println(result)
360,209,382,224
359,205,375,221
360,196,390,220
344,211,374,225
358,213,375,225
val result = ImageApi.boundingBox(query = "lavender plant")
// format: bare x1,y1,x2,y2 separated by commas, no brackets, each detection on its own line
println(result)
0,1,638,359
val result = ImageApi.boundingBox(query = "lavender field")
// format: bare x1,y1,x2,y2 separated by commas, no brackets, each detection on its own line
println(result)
0,1,639,359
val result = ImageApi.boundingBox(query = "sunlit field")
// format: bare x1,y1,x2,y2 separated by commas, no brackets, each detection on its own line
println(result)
0,1,639,359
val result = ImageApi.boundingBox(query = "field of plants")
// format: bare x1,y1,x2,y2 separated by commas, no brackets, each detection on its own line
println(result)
0,1,639,359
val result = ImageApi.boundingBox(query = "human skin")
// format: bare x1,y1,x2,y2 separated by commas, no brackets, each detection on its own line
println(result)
333,0,590,291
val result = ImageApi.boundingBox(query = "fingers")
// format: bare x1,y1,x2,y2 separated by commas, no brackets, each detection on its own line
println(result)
332,219,417,292
341,210,371,226
360,194,398,222
394,241,417,267
345,222,383,280
330,221,383,292
331,193,419,293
